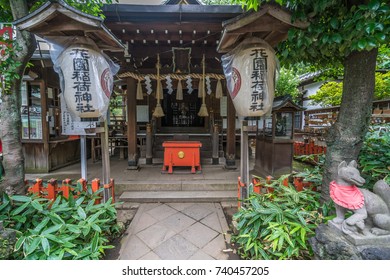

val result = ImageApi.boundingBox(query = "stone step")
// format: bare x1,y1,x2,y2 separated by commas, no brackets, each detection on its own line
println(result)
119,190,237,203
115,178,236,194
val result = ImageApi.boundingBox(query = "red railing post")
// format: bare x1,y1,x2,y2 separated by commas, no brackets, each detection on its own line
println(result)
60,179,72,198
237,177,246,208
28,178,43,196
91,179,101,204
47,179,57,200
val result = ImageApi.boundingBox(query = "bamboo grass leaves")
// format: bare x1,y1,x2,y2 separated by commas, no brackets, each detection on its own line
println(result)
232,178,327,260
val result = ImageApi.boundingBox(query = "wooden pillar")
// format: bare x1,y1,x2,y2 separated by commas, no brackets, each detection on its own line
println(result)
40,79,50,172
126,78,138,169
225,94,236,168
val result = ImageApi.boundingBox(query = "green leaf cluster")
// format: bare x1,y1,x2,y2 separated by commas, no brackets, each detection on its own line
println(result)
232,176,330,260
358,124,390,189
275,67,301,102
377,45,390,69
0,187,121,260
233,0,389,66
30,0,116,19
0,36,22,95
309,81,343,107
284,0,389,65
310,72,390,107
294,154,325,188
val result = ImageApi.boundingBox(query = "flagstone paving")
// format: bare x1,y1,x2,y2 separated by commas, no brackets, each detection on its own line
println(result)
118,202,234,260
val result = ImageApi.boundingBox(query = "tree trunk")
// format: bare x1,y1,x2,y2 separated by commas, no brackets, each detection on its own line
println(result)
321,48,378,202
0,0,36,194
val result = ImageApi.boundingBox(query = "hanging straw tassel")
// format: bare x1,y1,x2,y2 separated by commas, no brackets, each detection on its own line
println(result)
215,78,223,99
198,78,203,98
136,80,143,100
198,54,209,117
157,79,163,100
153,103,165,118
176,79,183,100
152,54,165,118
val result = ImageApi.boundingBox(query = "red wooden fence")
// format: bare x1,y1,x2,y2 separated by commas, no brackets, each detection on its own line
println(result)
27,178,115,204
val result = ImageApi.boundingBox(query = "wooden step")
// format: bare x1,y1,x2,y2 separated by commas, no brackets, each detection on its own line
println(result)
119,190,237,203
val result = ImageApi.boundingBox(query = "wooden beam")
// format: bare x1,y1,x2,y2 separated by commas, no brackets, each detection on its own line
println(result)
127,45,221,59
126,77,138,168
107,22,222,33
39,78,50,170
225,93,236,167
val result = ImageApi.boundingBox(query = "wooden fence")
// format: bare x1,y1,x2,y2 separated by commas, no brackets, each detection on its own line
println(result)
27,178,115,204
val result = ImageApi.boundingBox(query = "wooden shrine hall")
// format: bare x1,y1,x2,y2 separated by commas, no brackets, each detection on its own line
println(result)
14,0,305,173
101,0,304,170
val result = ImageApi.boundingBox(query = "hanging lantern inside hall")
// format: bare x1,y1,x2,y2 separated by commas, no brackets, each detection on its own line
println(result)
152,54,165,118
221,38,277,117
198,54,208,117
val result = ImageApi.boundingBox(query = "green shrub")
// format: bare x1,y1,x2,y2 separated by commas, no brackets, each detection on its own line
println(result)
0,185,121,260
232,176,331,260
358,124,390,189
294,154,325,189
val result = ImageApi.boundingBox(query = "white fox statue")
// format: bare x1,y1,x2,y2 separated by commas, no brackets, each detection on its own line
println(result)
330,160,390,236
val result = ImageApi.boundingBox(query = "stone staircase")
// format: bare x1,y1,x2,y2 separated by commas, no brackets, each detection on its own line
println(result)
116,178,237,204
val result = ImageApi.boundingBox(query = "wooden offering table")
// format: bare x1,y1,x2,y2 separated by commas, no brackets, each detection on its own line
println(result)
162,141,202,174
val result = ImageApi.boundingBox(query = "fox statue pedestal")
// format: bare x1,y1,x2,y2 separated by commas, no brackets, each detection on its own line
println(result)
310,223,390,260
310,160,390,260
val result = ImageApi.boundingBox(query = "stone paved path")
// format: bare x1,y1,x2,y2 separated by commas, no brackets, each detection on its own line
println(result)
118,203,233,260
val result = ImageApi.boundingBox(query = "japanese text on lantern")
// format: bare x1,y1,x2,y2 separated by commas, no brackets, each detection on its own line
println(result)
70,48,94,113
249,48,267,112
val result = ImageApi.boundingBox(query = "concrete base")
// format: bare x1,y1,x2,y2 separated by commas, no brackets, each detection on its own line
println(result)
127,165,140,170
224,159,237,170
328,221,390,246
310,223,390,260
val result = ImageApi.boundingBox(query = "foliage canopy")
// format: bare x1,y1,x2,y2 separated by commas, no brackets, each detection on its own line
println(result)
275,67,300,102
310,72,390,107
230,0,389,67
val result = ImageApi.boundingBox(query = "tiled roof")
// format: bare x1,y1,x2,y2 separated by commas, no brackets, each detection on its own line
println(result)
298,71,322,83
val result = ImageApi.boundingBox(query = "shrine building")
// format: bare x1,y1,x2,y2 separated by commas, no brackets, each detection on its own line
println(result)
12,0,304,173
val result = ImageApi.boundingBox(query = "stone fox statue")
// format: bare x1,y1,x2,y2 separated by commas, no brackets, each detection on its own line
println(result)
330,160,390,236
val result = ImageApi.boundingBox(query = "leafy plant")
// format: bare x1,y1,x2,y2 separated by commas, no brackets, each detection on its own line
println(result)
275,67,301,102
358,124,390,189
294,154,325,189
0,30,22,95
232,176,329,260
310,72,390,107
0,184,121,260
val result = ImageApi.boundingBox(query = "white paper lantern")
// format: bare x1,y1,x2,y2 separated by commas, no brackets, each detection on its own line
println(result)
57,45,114,119
222,38,277,117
